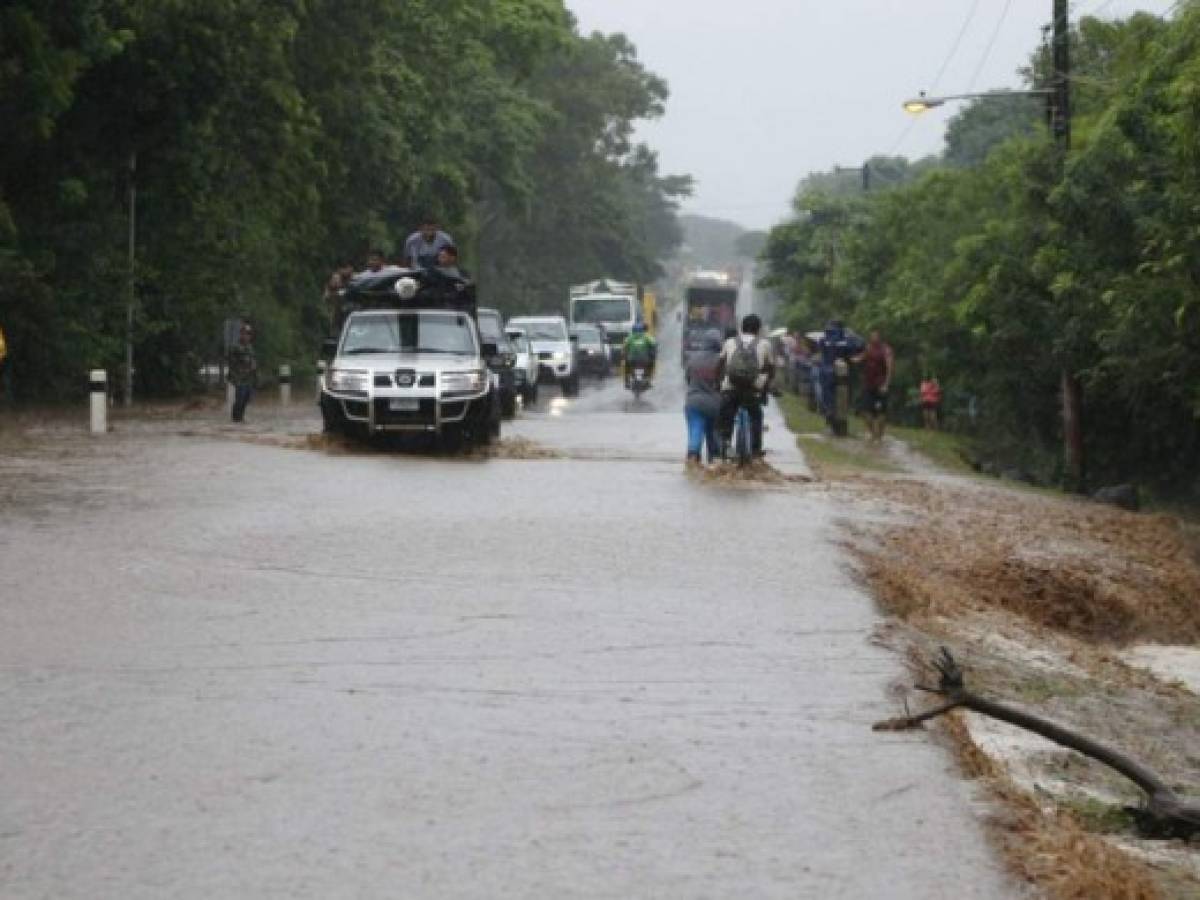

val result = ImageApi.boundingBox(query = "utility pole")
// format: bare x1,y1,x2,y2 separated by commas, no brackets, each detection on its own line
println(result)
1053,0,1085,490
124,150,137,408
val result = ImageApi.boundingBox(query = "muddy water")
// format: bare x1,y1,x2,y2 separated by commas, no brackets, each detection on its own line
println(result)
0,317,1014,898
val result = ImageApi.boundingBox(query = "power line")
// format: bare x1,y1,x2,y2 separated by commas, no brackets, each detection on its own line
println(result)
966,0,1017,93
929,0,984,92
884,1,990,157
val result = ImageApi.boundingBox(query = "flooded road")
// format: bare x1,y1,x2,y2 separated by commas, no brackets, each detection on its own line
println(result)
0,320,1013,897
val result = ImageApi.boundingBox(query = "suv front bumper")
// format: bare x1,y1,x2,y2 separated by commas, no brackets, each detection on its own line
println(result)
323,385,487,433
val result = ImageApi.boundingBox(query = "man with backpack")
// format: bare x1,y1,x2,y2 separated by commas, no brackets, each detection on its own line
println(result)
716,314,775,459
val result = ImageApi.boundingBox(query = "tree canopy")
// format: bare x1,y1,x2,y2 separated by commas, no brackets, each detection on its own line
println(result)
761,8,1200,491
0,1,688,397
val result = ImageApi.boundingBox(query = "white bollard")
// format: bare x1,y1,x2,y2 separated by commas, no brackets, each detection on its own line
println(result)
226,381,235,411
316,360,326,396
89,370,107,434
279,364,292,406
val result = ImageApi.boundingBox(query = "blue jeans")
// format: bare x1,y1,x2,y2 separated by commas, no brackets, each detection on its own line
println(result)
232,384,254,422
685,406,719,461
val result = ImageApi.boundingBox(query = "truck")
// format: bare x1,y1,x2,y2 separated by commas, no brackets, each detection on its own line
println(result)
641,290,658,337
682,271,740,367
569,278,640,366
319,267,501,449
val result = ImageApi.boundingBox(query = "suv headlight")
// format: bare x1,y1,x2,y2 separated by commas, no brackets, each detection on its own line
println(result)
442,369,487,393
328,368,369,392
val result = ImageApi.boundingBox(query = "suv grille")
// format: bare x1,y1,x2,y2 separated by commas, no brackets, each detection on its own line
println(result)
373,398,436,427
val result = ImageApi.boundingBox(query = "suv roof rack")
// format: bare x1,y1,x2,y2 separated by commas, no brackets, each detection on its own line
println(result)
345,267,476,315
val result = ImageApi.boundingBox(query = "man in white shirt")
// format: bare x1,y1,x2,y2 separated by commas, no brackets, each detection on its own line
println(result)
403,217,455,270
716,313,775,459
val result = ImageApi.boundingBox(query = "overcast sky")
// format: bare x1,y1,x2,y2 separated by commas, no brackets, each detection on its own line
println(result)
568,0,1179,229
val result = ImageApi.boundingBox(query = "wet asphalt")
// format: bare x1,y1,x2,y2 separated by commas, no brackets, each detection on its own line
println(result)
0,319,1016,898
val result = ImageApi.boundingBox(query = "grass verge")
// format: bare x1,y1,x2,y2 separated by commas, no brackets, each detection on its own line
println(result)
777,394,899,476
888,422,978,475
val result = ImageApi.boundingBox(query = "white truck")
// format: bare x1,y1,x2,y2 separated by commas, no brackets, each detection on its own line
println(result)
319,268,501,448
569,279,639,366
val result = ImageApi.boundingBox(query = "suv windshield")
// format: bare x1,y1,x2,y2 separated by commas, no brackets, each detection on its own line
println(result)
477,311,511,351
341,312,477,356
574,297,634,324
518,321,567,341
572,327,604,348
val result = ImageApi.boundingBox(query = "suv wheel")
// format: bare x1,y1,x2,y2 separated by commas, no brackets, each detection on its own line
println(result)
320,395,345,434
441,424,467,453
501,390,517,419
489,391,502,438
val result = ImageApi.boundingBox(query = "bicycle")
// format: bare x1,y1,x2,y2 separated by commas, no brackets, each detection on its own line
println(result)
721,403,753,466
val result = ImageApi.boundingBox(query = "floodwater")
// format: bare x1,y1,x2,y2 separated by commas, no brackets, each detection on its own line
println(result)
0,314,1015,897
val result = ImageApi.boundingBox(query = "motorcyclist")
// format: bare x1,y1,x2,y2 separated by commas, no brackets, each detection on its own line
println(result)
623,322,657,388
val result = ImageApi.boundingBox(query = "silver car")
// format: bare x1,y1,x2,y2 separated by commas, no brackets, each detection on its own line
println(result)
507,315,579,397
505,327,540,405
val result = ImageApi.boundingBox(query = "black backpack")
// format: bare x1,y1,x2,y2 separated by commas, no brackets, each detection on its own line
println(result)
726,338,760,389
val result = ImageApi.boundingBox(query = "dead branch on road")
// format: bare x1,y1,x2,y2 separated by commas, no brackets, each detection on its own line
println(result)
875,647,1200,840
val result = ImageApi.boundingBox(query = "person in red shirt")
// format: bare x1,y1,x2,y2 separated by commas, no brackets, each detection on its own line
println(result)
920,376,943,430
860,330,894,444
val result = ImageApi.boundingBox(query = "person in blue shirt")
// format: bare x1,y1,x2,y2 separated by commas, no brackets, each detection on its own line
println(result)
817,319,864,424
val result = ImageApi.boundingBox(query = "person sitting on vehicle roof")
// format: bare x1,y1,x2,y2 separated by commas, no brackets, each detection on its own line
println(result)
403,216,455,270
623,322,657,388
435,244,469,281
366,249,386,273
323,261,354,330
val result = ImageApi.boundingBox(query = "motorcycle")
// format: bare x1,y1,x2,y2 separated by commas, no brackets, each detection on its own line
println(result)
629,365,651,401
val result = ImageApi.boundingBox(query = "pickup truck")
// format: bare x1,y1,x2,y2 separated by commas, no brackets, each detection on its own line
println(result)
320,268,501,448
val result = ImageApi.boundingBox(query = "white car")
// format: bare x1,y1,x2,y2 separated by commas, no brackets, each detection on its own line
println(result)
507,315,579,397
505,327,540,405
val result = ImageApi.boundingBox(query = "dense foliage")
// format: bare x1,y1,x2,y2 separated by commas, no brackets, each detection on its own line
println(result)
0,0,688,397
761,8,1200,491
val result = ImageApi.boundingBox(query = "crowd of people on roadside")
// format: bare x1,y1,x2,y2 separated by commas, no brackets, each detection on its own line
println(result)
775,322,944,440
683,315,946,466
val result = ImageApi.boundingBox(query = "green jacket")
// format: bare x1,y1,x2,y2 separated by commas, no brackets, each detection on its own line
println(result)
227,342,257,387
623,332,656,365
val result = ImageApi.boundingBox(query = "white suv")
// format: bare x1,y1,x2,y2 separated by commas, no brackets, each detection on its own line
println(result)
508,315,579,397
321,306,500,448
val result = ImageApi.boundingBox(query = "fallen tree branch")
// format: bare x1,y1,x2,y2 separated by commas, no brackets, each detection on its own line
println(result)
876,647,1200,839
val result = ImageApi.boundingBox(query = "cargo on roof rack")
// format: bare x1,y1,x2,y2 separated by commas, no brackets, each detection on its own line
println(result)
338,266,476,322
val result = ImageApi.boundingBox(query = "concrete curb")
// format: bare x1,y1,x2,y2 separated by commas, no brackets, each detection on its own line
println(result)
764,397,815,481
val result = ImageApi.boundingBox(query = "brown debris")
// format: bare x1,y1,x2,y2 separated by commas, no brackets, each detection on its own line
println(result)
855,477,1200,645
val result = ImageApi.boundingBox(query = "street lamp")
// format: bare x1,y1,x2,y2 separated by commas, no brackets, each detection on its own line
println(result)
902,89,1054,115
897,0,1084,490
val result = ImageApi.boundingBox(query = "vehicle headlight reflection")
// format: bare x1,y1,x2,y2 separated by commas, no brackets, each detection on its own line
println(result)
442,370,486,393
328,369,369,393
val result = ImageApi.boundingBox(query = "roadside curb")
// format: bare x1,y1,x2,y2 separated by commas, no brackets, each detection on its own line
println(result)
765,397,815,481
